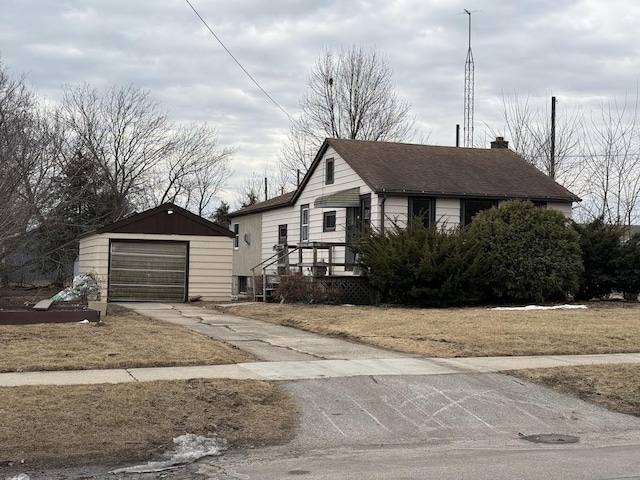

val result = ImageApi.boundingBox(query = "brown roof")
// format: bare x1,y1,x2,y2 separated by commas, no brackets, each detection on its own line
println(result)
83,203,234,237
230,139,580,217
324,138,580,202
228,191,295,217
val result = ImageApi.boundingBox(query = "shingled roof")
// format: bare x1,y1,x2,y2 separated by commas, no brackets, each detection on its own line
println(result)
230,138,580,217
323,138,580,202
229,191,295,217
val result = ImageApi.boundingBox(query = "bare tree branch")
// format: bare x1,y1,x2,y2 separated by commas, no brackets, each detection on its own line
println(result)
279,45,416,185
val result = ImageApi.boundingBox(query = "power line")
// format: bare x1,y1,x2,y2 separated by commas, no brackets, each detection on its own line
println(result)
183,0,294,122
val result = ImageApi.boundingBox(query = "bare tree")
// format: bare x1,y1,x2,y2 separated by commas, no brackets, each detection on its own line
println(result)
61,84,172,221
153,123,234,217
489,92,584,190
581,95,640,226
61,84,233,220
0,60,60,283
279,45,415,182
235,172,267,209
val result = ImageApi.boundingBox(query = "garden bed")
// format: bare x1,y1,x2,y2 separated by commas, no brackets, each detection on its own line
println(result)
0,303,100,325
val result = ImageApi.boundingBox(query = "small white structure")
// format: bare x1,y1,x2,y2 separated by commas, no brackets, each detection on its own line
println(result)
78,203,234,302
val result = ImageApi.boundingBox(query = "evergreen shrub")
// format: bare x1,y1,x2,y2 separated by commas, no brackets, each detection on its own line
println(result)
573,218,622,300
467,200,582,303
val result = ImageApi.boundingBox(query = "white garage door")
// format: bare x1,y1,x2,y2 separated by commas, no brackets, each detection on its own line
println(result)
108,241,188,302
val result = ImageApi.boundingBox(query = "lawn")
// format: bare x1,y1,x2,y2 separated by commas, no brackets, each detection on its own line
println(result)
0,304,254,372
0,379,298,469
220,302,640,357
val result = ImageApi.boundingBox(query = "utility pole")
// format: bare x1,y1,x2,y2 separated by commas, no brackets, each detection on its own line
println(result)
550,96,556,179
463,9,475,148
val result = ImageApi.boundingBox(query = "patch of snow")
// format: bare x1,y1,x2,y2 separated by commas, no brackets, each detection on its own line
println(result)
109,433,227,474
491,304,587,311
6,474,30,480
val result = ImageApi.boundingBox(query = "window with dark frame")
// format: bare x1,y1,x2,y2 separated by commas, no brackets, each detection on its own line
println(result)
409,197,435,228
278,224,288,244
462,199,498,226
300,205,310,242
232,223,239,249
325,158,334,185
323,211,337,232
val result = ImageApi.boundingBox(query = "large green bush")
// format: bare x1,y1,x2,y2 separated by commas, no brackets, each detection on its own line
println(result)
466,200,583,303
573,219,622,300
354,220,475,306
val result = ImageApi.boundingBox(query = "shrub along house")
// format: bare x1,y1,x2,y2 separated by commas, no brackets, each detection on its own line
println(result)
228,137,580,301
78,203,234,302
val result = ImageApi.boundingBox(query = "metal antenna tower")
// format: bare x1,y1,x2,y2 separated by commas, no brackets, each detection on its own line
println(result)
463,9,475,147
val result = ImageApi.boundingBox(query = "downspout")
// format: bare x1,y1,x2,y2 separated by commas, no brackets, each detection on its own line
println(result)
380,195,387,233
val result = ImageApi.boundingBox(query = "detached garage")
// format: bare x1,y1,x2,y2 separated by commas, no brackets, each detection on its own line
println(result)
78,203,234,302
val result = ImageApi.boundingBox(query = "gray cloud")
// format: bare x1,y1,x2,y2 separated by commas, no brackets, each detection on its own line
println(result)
1,0,639,202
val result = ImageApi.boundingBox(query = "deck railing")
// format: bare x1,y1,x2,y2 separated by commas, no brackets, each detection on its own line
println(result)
250,242,359,302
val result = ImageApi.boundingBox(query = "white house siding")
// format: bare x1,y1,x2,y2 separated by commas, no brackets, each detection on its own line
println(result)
436,198,461,228
547,201,573,218
78,233,232,302
293,147,374,275
382,196,408,229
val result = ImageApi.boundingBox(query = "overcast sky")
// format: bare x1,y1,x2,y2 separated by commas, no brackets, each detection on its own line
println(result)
1,0,639,205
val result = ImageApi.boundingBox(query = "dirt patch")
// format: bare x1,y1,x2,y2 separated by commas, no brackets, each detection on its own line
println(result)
0,379,299,470
219,303,640,357
0,286,61,307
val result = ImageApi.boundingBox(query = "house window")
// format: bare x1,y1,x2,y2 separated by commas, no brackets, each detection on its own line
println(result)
409,197,435,228
326,158,334,185
300,205,310,242
462,199,498,226
278,224,288,245
232,223,239,249
532,200,547,208
323,211,336,232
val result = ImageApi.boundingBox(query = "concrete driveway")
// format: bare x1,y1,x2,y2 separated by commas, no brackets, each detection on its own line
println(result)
111,303,640,480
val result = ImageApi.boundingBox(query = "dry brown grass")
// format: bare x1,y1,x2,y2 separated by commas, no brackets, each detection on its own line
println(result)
0,307,254,373
0,379,298,468
221,303,640,357
512,364,640,417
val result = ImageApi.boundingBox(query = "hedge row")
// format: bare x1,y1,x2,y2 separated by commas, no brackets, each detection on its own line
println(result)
354,200,639,306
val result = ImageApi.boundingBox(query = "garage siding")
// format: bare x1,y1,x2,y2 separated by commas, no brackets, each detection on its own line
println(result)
78,233,232,302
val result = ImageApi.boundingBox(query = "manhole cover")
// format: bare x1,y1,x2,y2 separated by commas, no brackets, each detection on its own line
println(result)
520,433,579,444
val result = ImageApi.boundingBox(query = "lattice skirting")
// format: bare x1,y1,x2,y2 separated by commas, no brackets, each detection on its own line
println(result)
319,276,378,305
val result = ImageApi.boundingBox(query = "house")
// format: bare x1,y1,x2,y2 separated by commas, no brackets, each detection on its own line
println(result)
228,137,581,297
78,203,234,302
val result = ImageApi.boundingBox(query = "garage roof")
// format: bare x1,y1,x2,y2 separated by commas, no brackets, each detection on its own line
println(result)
89,203,234,237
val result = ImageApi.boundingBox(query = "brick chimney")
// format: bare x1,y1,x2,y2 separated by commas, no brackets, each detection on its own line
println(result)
490,137,509,149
